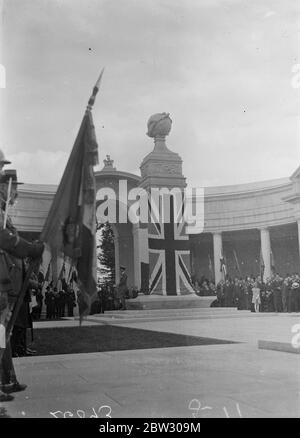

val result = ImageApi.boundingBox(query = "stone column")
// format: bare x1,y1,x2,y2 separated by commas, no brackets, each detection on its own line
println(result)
118,234,134,288
297,220,300,257
213,232,222,285
132,224,140,289
114,234,120,285
260,228,271,281
132,224,149,290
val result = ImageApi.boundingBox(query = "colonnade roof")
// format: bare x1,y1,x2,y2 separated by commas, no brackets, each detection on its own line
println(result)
204,177,291,197
10,167,300,234
17,174,292,197
18,183,58,194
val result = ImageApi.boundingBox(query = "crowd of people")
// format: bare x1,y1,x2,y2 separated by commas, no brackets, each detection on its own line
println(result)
16,268,135,325
28,280,139,321
91,282,139,314
193,273,300,312
44,286,76,319
6,275,77,358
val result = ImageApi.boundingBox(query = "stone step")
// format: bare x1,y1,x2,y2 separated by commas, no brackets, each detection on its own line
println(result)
126,295,216,310
104,307,238,317
84,308,252,325
100,312,235,320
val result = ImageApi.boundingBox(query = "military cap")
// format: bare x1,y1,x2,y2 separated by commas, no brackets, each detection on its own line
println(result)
0,169,23,185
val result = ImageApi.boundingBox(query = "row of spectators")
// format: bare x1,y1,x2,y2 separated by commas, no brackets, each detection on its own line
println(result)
33,273,300,318
31,282,140,319
44,286,76,319
194,273,300,312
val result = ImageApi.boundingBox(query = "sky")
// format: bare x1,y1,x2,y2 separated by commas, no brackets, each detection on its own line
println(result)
0,0,300,188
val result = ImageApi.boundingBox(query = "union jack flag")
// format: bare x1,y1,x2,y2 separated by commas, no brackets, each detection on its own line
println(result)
148,196,194,295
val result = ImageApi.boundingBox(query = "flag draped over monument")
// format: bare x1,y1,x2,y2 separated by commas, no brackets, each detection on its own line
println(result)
41,71,103,319
148,196,194,295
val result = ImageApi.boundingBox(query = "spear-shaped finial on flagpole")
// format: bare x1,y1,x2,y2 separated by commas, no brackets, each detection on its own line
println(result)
86,68,105,111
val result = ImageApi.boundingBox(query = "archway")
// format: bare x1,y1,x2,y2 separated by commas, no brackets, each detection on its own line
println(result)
96,199,136,290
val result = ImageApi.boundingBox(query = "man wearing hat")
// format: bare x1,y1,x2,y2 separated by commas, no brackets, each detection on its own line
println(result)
0,149,11,172
0,169,44,402
116,266,128,310
290,277,300,312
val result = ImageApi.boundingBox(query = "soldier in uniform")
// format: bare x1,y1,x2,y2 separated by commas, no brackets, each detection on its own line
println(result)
290,277,300,312
66,287,76,317
0,151,12,401
35,286,44,320
238,279,247,310
53,287,60,318
0,169,44,401
116,266,128,310
11,268,39,357
281,276,290,312
216,280,224,307
233,278,241,309
97,285,105,314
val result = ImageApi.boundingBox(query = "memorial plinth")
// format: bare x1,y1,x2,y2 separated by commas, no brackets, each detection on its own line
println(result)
126,294,215,310
138,113,195,296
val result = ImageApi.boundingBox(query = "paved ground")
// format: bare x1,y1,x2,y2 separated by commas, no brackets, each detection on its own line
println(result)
1,308,300,418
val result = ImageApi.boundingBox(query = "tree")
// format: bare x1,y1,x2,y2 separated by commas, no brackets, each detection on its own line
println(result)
97,222,115,286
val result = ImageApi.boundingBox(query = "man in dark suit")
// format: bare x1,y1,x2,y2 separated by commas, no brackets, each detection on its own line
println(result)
11,282,35,357
281,277,290,312
216,281,224,307
289,277,300,312
66,288,76,317
272,274,283,312
117,266,128,310
53,287,60,318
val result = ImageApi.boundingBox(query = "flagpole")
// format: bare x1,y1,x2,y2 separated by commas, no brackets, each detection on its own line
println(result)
0,176,12,349
67,262,74,283
42,259,52,287
233,249,241,277
4,71,104,344
0,177,13,351
3,177,12,229
208,253,213,283
55,255,65,287
86,68,104,111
